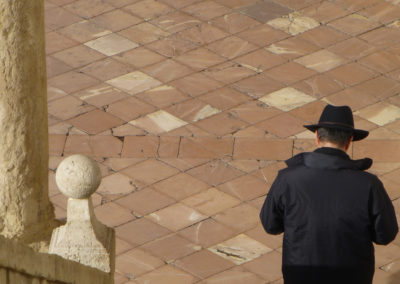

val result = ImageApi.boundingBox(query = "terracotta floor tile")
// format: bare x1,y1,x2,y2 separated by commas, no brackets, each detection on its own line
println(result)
145,35,199,58
237,24,289,47
355,102,400,126
174,250,235,279
143,59,194,83
121,136,159,158
141,234,198,262
246,225,283,250
328,37,377,60
79,58,134,81
266,36,320,60
183,1,230,21
107,71,162,95
214,0,257,9
256,113,305,138
48,71,100,94
359,50,400,74
178,218,236,248
103,0,143,7
57,20,112,43
297,26,349,48
116,187,175,216
360,27,400,48
49,134,67,156
95,201,135,227
158,0,202,9
354,140,400,162
45,31,79,55
203,62,255,84
242,251,283,282
290,100,327,123
213,203,259,232
130,110,188,134
240,0,292,23
182,188,240,216
374,243,400,267
229,100,282,124
199,87,251,111
207,36,258,60
198,266,265,284
121,159,179,188
178,137,233,159
209,234,272,265
48,95,95,120
67,109,124,134
116,218,171,245
234,138,292,160
267,12,320,36
299,1,350,24
171,73,224,97
324,88,379,111
53,44,106,69
92,9,142,32
47,85,68,102
326,62,377,86
186,160,244,186
45,7,83,31
177,23,229,47
332,0,381,12
295,49,346,73
116,247,164,279
135,265,198,284
106,97,156,122
211,12,260,35
328,13,381,36
153,172,208,201
263,62,317,85
135,85,188,109
233,73,285,99
194,112,248,136
118,22,170,45
97,172,136,198
274,0,322,10
85,33,138,56
64,0,114,18
64,134,123,157
73,84,127,108
150,11,201,34
116,237,134,255
148,203,207,231
123,0,173,21
234,49,286,73
361,2,400,24
174,48,226,71
113,47,165,68
218,174,268,201
291,74,345,99
353,76,400,100
166,99,220,123
259,87,316,111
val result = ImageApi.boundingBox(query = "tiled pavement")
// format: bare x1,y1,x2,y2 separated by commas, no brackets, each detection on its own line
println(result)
45,0,400,283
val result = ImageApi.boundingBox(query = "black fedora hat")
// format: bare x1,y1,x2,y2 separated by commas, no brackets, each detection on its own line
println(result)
304,104,369,141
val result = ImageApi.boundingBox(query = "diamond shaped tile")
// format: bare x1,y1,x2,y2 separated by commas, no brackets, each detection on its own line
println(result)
123,0,173,20
259,87,316,111
355,102,400,126
267,12,320,36
107,71,162,95
240,0,292,23
130,110,188,134
84,33,138,56
294,50,346,72
208,234,272,265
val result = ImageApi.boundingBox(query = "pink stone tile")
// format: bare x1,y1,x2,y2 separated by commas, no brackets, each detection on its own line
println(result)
171,73,224,97
213,203,260,232
198,87,251,111
300,1,351,24
118,22,170,45
211,12,260,34
232,73,285,99
158,0,202,8
175,48,226,71
150,11,201,33
327,13,381,36
135,265,198,284
106,97,157,122
123,0,173,21
52,44,105,68
64,135,123,157
207,36,258,60
203,62,256,84
291,74,345,99
263,62,317,85
183,1,230,21
45,7,83,31
49,134,67,156
218,174,268,201
255,113,306,138
116,248,164,278
229,101,282,124
79,58,134,81
113,47,165,68
178,137,233,159
73,84,128,108
92,9,142,32
237,24,289,47
166,99,219,122
142,59,193,83
198,266,265,284
97,172,137,198
48,71,100,94
194,112,248,136
121,136,159,158
46,56,73,78
57,20,112,43
324,88,379,111
64,0,114,18
234,138,292,160
94,202,135,227
48,95,95,120
145,35,198,58
242,251,283,282
326,62,377,86
45,31,79,55
135,85,188,109
234,49,286,72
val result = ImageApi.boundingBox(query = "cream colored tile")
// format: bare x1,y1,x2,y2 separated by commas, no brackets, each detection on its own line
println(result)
259,87,316,111
129,110,188,134
267,12,320,36
181,188,240,216
355,102,400,126
147,203,207,231
193,105,221,122
294,50,346,73
107,71,161,95
208,234,272,265
85,33,138,56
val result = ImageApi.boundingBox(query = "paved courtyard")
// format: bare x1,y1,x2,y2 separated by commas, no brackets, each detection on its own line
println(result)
45,0,400,283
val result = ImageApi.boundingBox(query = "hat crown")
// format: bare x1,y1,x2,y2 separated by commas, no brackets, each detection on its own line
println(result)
319,105,354,128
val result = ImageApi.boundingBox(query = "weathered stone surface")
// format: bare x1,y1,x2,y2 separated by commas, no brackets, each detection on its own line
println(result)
0,0,55,243
50,155,115,274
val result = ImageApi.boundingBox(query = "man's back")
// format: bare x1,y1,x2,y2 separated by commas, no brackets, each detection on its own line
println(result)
260,147,398,284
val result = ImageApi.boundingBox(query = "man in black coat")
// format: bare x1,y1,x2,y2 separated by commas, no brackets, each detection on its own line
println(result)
260,104,398,284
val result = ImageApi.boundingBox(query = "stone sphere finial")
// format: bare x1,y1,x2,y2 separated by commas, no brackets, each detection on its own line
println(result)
56,154,102,199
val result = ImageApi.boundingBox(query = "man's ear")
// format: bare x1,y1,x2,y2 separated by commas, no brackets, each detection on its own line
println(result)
345,136,353,151
315,130,320,146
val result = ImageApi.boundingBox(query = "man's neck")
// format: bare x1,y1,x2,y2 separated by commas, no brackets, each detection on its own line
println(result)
317,142,347,152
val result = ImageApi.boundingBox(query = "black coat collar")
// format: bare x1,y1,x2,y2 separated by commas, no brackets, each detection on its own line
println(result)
286,147,372,171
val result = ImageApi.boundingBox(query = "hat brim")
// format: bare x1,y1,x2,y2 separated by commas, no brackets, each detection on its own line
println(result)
304,124,369,141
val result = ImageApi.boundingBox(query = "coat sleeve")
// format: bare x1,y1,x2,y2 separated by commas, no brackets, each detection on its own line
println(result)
260,172,285,235
369,177,398,245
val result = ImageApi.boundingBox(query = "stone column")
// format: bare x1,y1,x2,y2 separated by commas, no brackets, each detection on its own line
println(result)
0,0,55,244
